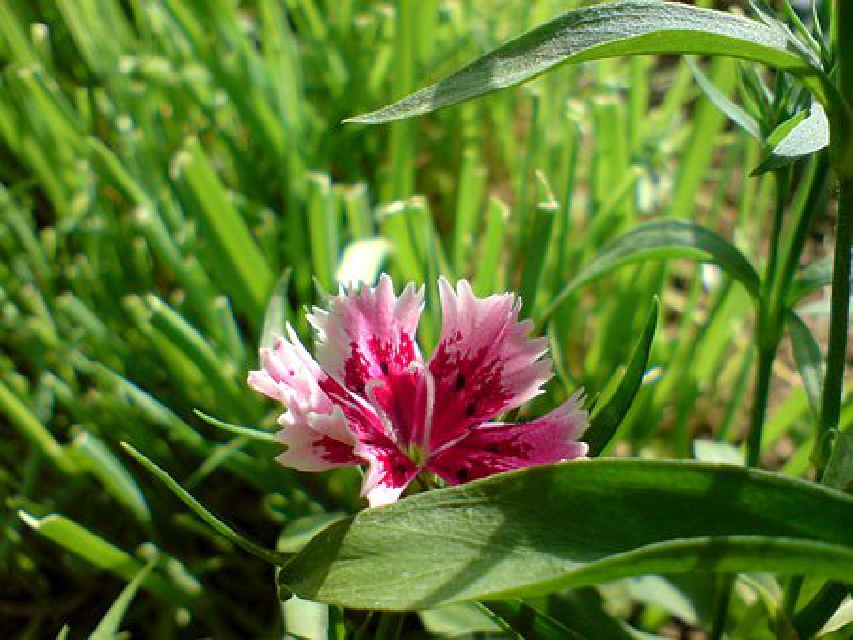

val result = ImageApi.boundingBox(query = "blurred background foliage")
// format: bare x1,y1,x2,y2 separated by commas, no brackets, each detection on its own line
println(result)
0,0,848,637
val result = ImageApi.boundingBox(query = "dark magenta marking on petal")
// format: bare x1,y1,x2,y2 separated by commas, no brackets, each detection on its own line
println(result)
314,436,360,464
427,338,511,448
454,374,465,391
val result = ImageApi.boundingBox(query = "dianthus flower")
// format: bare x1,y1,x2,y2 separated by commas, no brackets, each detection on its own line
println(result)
249,275,588,507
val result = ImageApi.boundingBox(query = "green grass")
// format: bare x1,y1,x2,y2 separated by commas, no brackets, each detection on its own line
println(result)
0,0,849,637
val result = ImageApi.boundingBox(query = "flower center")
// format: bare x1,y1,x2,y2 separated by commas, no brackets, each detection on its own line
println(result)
405,443,428,467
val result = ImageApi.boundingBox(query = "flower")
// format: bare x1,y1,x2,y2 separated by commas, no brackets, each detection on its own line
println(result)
249,275,588,507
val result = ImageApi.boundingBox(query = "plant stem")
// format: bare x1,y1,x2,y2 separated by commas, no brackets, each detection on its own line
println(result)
768,155,829,317
815,178,852,468
709,573,734,640
790,1,853,633
374,612,404,640
746,168,789,468
746,340,776,467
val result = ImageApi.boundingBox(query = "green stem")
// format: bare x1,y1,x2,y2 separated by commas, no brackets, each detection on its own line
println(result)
768,156,829,315
746,168,791,468
746,340,776,467
815,178,853,468
374,612,404,640
709,573,734,640
830,0,853,178
764,169,790,292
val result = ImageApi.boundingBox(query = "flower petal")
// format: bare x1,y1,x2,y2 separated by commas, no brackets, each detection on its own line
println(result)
427,393,588,485
426,278,552,448
275,418,361,472
309,275,427,448
249,326,366,469
357,443,420,507
249,326,329,408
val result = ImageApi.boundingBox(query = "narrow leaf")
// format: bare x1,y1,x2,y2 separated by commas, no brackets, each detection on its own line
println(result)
71,430,151,524
121,443,289,565
194,410,282,446
823,432,853,493
348,0,820,124
90,559,157,640
261,269,293,350
177,138,273,320
585,298,658,455
545,219,761,318
687,57,761,138
788,254,853,305
785,310,825,419
18,512,191,602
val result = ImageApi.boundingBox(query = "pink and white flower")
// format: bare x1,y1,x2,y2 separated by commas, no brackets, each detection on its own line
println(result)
249,275,588,507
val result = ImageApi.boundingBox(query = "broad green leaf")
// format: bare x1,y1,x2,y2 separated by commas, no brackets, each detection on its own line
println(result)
281,597,331,640
278,460,853,610
90,559,157,640
419,603,504,636
121,443,289,566
545,220,761,318
277,512,347,554
785,310,825,419
752,102,829,175
348,1,823,124
585,298,658,455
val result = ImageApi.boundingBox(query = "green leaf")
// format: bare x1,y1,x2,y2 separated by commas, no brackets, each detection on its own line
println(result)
486,601,580,639
194,410,282,447
687,57,761,139
278,460,853,610
787,254,853,306
71,430,152,525
752,102,829,175
419,603,505,636
0,381,78,476
785,310,825,419
347,0,821,124
823,432,853,493
121,443,289,566
177,138,273,321
585,298,658,455
544,219,761,318
260,269,293,350
18,511,192,603
90,558,157,640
